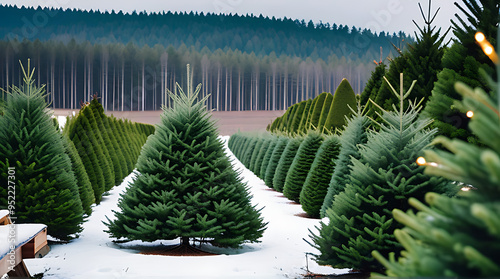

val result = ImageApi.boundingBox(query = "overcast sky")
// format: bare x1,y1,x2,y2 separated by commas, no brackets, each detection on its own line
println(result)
1,0,462,38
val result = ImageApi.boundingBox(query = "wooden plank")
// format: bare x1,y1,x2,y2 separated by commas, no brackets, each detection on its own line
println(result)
0,246,23,277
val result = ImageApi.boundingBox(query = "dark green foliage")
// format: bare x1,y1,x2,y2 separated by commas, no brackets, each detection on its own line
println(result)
273,137,303,192
320,113,370,218
241,136,259,168
259,136,279,180
374,69,500,277
298,99,314,133
360,63,387,107
309,93,329,130
324,79,357,132
264,137,290,189
105,71,266,247
317,94,334,131
299,135,341,218
0,65,83,240
253,136,274,178
310,80,459,272
89,98,125,186
422,0,498,142
62,135,95,215
249,137,264,173
289,101,308,133
283,132,324,202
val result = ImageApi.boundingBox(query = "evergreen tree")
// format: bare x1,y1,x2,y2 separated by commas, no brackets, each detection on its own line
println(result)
422,0,499,143
289,101,307,134
320,112,370,218
249,137,264,173
299,135,341,218
105,66,266,248
359,62,387,109
89,97,126,185
298,99,314,133
272,137,303,192
324,79,357,132
0,63,83,240
374,56,500,277
310,75,458,273
309,93,330,130
62,135,95,215
283,132,324,203
259,135,279,180
264,136,289,188
317,94,334,132
253,135,273,178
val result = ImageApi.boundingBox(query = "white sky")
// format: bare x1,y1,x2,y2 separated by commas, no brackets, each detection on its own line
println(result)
0,0,463,38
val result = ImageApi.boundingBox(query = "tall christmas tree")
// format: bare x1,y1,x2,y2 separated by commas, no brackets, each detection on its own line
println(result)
264,136,289,186
105,66,266,249
373,35,500,277
0,62,83,240
310,74,458,273
273,137,303,192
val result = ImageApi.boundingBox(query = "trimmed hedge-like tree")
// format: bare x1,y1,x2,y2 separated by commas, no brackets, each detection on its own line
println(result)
259,135,280,180
324,78,357,132
300,135,341,218
308,92,329,130
0,63,83,240
264,136,290,188
273,137,303,192
105,68,266,248
320,112,370,218
283,132,324,202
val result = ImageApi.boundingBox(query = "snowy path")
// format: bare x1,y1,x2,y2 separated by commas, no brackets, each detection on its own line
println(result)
24,136,346,278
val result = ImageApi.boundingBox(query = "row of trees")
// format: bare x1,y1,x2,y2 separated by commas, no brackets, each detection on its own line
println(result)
0,4,410,62
0,39,376,111
0,61,154,240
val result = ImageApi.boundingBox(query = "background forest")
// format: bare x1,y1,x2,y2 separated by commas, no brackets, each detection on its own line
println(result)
0,4,411,111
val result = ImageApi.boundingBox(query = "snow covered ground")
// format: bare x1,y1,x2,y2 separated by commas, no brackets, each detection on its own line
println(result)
24,136,347,278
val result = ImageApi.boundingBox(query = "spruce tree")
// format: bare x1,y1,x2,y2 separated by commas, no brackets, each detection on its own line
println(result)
0,63,83,240
320,112,370,218
298,99,313,133
309,93,329,130
324,79,357,132
283,132,324,203
249,137,264,173
105,66,266,248
253,135,273,178
289,101,307,134
299,135,341,218
264,136,289,188
310,75,458,272
374,54,500,277
360,62,387,109
272,137,303,192
317,94,334,132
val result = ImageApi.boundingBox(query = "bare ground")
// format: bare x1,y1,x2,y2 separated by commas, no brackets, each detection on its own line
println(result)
52,109,285,136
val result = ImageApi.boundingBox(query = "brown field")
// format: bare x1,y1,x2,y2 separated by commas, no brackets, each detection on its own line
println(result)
52,109,285,136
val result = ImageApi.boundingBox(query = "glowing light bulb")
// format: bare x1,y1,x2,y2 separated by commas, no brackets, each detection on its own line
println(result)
416,157,426,166
461,187,470,191
485,46,494,55
475,32,485,43
466,110,474,118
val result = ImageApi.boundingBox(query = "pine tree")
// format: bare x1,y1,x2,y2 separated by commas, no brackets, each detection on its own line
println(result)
317,94,334,132
298,99,314,133
360,62,387,109
373,49,500,277
422,0,499,143
249,137,264,173
0,62,83,240
283,132,324,203
320,112,370,218
299,135,341,218
289,101,307,134
309,93,329,130
264,136,289,188
105,66,266,248
272,137,303,192
310,75,458,272
324,79,357,132
253,135,274,178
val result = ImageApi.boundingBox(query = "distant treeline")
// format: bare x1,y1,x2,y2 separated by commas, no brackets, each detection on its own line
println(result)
0,5,412,111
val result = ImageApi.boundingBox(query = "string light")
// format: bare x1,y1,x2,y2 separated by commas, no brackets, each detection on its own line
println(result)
416,157,427,166
466,110,474,118
475,32,498,64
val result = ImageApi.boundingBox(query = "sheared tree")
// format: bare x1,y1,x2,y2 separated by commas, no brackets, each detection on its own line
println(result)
272,137,303,192
264,136,289,188
299,135,341,218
